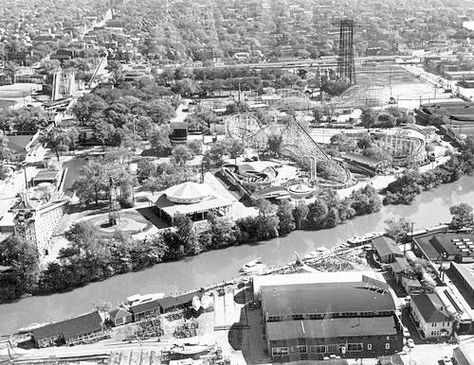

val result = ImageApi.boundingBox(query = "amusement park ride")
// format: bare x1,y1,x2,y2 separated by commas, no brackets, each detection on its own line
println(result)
225,113,353,187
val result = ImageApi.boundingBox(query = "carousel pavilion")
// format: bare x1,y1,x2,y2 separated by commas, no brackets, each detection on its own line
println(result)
154,181,233,225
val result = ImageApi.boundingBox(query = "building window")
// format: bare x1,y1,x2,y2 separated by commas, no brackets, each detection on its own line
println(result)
272,347,289,356
385,343,390,350
295,345,307,354
367,344,372,351
310,345,326,354
347,343,363,352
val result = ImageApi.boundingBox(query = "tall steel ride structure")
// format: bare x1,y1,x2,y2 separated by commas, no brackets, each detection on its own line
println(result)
337,19,356,84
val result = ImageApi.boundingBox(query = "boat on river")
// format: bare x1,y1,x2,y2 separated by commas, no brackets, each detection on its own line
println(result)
125,293,165,306
240,258,266,273
347,232,384,246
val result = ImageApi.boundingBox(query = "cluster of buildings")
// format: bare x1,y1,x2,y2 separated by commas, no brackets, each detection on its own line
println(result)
25,289,205,348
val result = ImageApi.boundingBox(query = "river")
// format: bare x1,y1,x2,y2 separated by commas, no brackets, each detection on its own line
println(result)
0,176,473,335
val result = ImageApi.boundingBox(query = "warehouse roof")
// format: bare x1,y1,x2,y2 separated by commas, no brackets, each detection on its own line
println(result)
266,316,397,341
32,311,102,340
262,282,395,316
372,236,403,258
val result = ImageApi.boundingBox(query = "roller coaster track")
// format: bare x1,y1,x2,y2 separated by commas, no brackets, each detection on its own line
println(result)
225,113,353,185
87,56,108,88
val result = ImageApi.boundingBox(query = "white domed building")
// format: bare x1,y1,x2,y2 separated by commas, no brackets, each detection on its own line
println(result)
155,181,232,226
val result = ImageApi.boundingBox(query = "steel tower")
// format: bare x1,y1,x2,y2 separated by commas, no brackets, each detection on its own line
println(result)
337,19,356,84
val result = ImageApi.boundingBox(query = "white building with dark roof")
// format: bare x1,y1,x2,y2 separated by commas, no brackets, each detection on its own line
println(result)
154,181,232,227
410,292,454,339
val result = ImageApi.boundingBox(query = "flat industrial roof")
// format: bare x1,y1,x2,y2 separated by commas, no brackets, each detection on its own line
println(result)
266,316,397,342
262,282,395,316
431,233,474,258
253,271,387,299
451,262,474,292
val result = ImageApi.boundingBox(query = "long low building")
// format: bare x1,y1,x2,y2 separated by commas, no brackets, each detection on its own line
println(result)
257,273,403,362
31,311,105,348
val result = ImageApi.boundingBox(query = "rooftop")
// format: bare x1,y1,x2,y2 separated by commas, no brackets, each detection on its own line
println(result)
390,257,412,274
266,316,398,341
6,135,34,152
451,262,474,292
411,292,452,323
31,311,102,340
372,236,403,258
155,183,232,216
430,233,474,260
33,169,60,182
262,282,395,316
165,182,212,204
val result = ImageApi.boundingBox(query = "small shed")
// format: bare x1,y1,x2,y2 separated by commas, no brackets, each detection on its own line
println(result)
108,307,133,327
373,236,403,264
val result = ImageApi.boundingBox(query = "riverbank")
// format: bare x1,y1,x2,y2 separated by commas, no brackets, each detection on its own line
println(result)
1,175,473,335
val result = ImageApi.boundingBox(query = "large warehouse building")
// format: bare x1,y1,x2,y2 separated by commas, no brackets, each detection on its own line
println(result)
256,272,403,362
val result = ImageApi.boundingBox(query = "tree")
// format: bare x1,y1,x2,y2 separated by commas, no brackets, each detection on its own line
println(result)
208,213,236,249
293,203,309,230
145,100,175,125
0,131,11,162
306,199,328,229
65,221,98,256
172,145,193,166
360,107,377,131
72,94,107,126
228,138,245,164
449,203,474,230
277,200,295,235
313,107,324,123
72,161,108,205
357,135,373,150
172,78,198,97
137,159,156,183
40,127,78,160
106,59,125,87
150,125,171,155
187,140,203,155
0,236,39,299
385,217,413,243
203,142,227,168
325,207,340,228
93,122,116,150
267,134,283,156
321,79,350,96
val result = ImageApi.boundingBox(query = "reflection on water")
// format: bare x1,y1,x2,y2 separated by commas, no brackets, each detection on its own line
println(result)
1,175,473,335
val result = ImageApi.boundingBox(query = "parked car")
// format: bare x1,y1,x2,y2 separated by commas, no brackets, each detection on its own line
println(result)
442,355,452,365
407,339,415,348
403,327,410,337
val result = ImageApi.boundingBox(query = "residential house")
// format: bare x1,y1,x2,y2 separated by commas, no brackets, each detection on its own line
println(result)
108,308,132,327
390,257,412,284
410,293,454,339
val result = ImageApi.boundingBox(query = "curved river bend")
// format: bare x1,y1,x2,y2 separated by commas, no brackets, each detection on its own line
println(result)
1,176,473,335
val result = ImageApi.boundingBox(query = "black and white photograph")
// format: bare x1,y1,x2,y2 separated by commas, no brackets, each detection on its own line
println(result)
0,0,473,364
